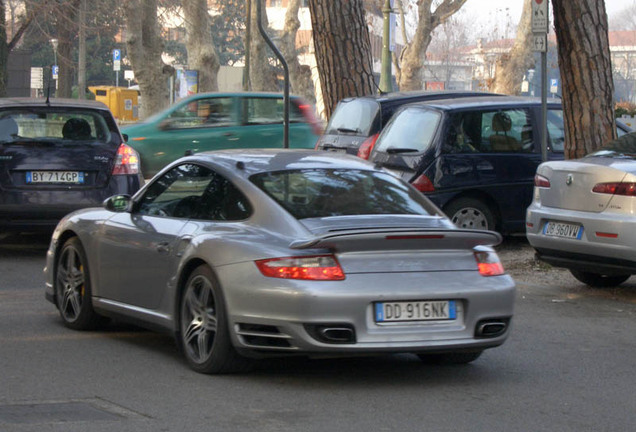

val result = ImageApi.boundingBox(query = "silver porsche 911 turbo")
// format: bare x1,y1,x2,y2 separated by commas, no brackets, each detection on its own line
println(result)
527,142,636,287
44,149,515,374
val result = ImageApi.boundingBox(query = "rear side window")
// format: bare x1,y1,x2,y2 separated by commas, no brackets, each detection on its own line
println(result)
251,169,433,219
325,99,380,136
167,97,235,129
443,108,534,154
374,107,441,153
242,97,304,125
0,109,113,143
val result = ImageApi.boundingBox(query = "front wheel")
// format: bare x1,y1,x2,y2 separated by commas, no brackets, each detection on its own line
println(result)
444,197,496,231
569,270,630,288
417,351,483,365
179,265,251,374
54,237,105,330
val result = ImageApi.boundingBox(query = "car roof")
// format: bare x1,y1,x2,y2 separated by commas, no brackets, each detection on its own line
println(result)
185,149,376,178
405,95,562,111
181,92,302,100
339,90,498,104
0,97,110,110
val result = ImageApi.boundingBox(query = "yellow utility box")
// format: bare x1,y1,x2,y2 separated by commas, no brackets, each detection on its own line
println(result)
89,86,140,122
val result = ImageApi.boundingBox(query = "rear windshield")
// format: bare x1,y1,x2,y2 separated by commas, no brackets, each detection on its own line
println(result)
325,99,380,136
0,108,116,144
250,169,433,219
374,106,441,153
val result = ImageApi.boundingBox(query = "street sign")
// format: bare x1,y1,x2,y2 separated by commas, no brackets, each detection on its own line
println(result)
532,0,549,33
31,67,44,89
550,78,558,94
113,60,121,71
532,34,547,52
113,49,121,61
52,65,59,79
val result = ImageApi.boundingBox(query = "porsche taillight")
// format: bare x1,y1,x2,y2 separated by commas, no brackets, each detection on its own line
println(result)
474,248,505,277
255,255,345,281
112,143,140,175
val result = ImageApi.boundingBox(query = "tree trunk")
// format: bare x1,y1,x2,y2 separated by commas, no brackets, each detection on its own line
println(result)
491,0,534,95
552,0,616,159
56,0,79,98
308,0,375,119
398,0,467,91
0,0,8,97
123,0,173,119
249,0,278,92
281,0,315,104
77,0,86,99
183,0,220,93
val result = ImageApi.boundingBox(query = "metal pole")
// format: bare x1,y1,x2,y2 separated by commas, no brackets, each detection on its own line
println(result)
379,0,393,93
256,0,289,149
243,0,251,91
541,50,547,162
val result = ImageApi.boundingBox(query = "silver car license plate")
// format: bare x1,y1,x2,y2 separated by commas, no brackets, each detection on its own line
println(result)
375,300,456,323
26,171,85,184
543,221,583,239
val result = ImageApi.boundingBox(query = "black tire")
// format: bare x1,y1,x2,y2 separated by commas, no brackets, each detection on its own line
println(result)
417,351,483,365
444,197,496,231
569,270,630,288
54,237,105,330
179,265,251,374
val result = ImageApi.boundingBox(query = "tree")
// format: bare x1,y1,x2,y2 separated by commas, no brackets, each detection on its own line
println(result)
55,0,80,97
490,0,534,95
280,0,315,104
123,0,173,118
247,0,278,92
183,0,220,92
397,0,467,91
210,0,245,66
552,0,616,158
308,0,375,118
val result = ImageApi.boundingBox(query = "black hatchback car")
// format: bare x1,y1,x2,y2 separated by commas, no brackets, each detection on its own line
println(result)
315,90,498,158
0,98,144,231
369,96,632,234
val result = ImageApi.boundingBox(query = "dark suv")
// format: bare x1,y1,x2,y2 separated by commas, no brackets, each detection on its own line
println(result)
315,90,498,158
369,96,632,234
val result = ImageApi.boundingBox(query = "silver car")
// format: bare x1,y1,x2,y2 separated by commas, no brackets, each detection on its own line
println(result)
526,146,636,287
44,149,515,374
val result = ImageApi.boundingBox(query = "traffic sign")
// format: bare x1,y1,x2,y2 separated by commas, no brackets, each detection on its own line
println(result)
532,34,547,52
550,78,559,94
52,65,59,79
113,49,121,61
532,0,549,33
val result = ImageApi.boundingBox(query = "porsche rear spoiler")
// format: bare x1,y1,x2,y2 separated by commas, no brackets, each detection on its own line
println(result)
289,228,502,252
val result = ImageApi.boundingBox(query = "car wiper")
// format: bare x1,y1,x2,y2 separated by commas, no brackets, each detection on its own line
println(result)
336,127,361,134
386,147,419,154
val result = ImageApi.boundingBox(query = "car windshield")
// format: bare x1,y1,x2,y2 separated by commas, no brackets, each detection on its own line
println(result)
250,168,433,219
374,106,441,153
325,99,379,136
0,108,114,144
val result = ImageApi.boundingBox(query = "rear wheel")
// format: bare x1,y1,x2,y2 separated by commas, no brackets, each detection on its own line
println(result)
55,237,105,330
417,351,483,365
569,270,630,288
444,197,496,231
179,265,251,374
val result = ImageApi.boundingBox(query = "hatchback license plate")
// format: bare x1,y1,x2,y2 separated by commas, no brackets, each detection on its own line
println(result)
375,300,456,323
543,221,583,239
26,171,84,184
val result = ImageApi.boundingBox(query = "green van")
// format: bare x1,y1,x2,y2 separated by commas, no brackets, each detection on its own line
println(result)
122,92,323,178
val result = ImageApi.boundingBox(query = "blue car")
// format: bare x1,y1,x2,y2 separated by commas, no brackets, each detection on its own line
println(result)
0,98,144,231
368,96,631,234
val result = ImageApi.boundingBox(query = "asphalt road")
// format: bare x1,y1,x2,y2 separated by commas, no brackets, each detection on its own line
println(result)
0,232,634,432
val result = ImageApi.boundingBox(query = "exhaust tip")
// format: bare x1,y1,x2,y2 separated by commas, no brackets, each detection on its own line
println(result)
305,324,356,344
475,318,510,338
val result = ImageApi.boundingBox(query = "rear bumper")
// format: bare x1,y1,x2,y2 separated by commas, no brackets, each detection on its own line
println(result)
0,174,142,229
526,203,636,273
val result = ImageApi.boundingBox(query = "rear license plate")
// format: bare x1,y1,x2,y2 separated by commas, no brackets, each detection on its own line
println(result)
26,171,84,184
543,221,583,239
375,300,456,323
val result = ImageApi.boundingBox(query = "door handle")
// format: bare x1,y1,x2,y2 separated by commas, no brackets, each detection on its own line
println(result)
156,242,170,254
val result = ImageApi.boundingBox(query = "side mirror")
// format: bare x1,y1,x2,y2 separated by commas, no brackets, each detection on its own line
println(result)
103,194,132,212
158,119,173,130
122,133,129,142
